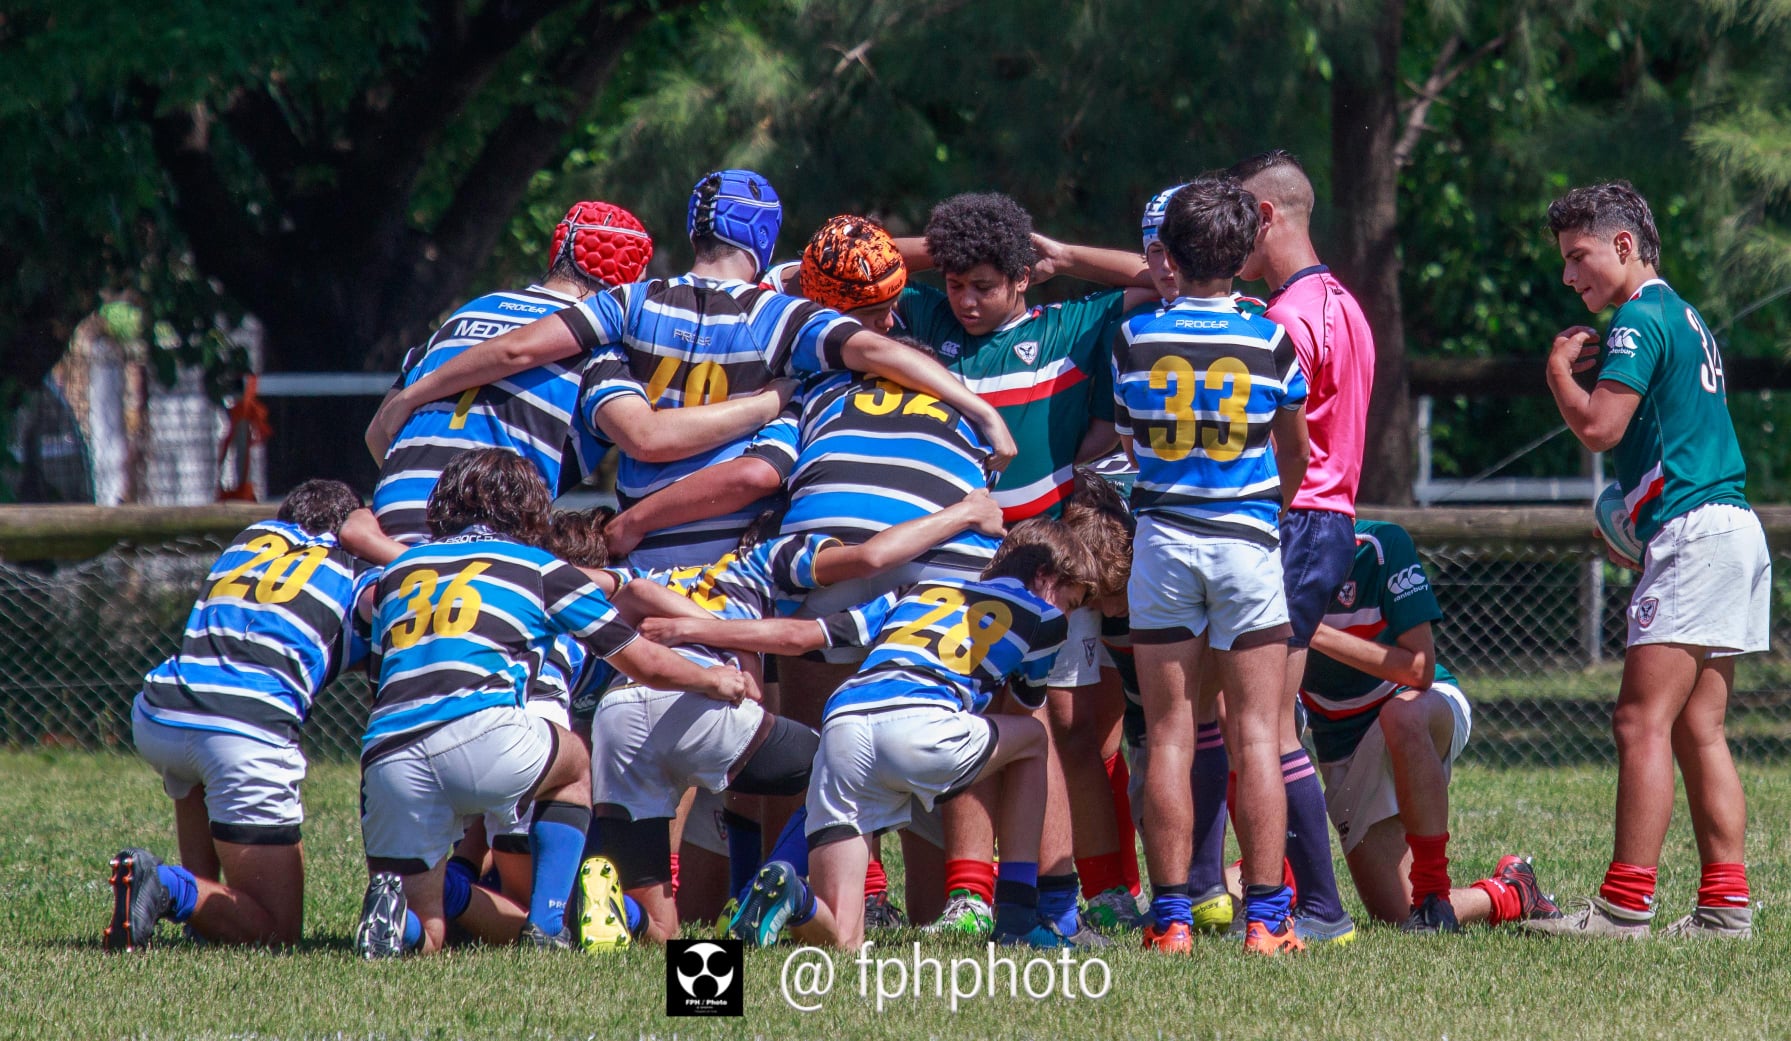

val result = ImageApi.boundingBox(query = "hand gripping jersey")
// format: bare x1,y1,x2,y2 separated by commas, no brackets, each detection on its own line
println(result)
818,577,1069,718
1597,279,1749,544
773,370,999,571
364,528,637,758
373,285,614,540
1112,295,1308,546
897,285,1125,522
138,520,376,746
1299,520,1460,762
569,275,863,560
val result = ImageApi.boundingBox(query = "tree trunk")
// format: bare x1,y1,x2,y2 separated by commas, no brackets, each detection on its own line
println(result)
1328,0,1414,505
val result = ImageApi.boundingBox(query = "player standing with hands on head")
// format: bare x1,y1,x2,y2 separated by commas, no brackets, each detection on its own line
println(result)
1531,181,1769,939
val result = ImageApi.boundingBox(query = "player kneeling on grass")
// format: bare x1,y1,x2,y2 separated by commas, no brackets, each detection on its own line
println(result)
1533,181,1769,940
1300,520,1563,933
598,489,1008,941
353,448,750,958
107,480,384,951
642,519,1095,949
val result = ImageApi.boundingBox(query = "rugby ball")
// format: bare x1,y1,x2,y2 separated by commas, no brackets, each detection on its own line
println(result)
1593,481,1646,565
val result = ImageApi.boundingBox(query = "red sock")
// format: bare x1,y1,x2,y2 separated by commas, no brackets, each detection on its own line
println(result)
1598,861,1658,914
944,859,996,904
668,851,680,897
1472,875,1524,925
1103,753,1142,897
1697,862,1750,909
864,857,889,899
1406,832,1452,903
1076,853,1128,899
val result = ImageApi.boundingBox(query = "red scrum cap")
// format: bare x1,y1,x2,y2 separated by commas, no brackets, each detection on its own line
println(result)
551,201,653,287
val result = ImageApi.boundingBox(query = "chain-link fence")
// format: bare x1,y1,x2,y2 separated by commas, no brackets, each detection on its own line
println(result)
2,513,1789,763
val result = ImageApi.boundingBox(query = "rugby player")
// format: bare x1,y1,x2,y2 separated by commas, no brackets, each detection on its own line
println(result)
1112,175,1311,955
653,519,1097,950
106,480,382,951
353,449,750,958
1302,521,1563,931
370,200,788,543
1530,182,1769,939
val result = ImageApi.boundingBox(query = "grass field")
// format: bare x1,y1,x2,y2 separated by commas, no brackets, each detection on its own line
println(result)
7,749,1791,1041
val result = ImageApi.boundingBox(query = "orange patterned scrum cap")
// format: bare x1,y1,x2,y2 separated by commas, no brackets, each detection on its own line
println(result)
798,215,907,312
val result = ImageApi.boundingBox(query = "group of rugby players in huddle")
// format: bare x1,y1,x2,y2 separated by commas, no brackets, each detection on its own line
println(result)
104,152,1761,960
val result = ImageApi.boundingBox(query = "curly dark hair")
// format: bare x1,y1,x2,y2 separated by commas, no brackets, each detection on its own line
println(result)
923,192,1037,280
544,507,615,567
277,479,363,537
1547,181,1661,267
426,448,552,544
1160,175,1259,283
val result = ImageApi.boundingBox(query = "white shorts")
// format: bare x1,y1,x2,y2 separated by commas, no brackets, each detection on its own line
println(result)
1128,516,1290,649
682,788,729,857
1043,605,1111,687
797,559,985,664
485,698,574,842
589,684,768,821
132,700,306,838
1318,682,1472,855
361,708,552,869
806,705,994,845
1629,503,1772,655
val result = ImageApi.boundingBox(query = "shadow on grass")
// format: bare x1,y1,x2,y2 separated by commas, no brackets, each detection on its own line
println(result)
1463,696,1791,767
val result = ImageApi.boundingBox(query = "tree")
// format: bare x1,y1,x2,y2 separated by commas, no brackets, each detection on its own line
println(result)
2,0,699,485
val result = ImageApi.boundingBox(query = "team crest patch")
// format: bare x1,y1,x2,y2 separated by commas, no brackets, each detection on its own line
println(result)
1083,638,1098,667
1013,340,1040,365
1337,581,1357,608
1635,597,1660,630
939,340,961,358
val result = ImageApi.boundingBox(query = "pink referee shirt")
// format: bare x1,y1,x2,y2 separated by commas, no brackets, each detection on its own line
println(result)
1265,266,1375,516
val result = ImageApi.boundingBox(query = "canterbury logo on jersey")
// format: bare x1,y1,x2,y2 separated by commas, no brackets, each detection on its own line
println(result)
1387,564,1429,599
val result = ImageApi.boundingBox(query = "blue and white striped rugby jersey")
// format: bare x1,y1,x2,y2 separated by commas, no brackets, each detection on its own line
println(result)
568,275,862,561
1112,296,1308,546
818,577,1067,718
138,520,376,746
773,371,998,571
373,285,616,541
365,529,637,757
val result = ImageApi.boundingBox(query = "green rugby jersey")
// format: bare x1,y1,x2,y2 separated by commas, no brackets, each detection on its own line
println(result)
898,284,1125,520
1301,520,1460,763
1597,279,1748,545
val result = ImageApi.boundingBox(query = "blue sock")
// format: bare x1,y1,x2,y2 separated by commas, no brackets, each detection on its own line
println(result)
997,860,1039,890
528,801,592,936
754,809,810,900
787,874,819,927
443,857,476,921
402,909,423,950
158,864,198,923
1282,749,1346,921
622,894,646,938
1150,882,1192,927
1188,722,1230,895
724,810,764,901
1244,883,1294,926
1038,873,1081,935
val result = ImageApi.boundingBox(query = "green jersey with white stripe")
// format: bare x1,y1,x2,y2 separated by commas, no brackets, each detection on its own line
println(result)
897,284,1125,521
1597,279,1748,545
